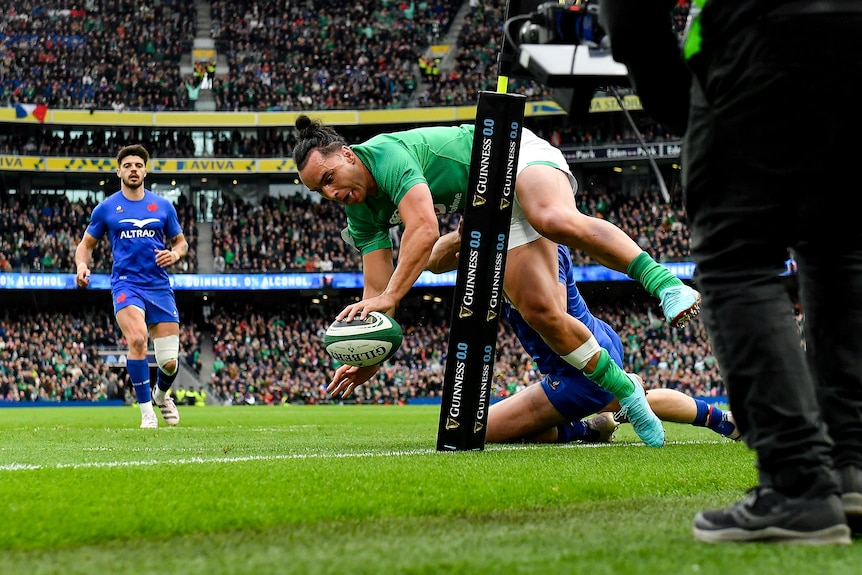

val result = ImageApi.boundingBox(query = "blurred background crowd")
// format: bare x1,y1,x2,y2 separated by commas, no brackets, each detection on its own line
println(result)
0,184,690,274
0,0,763,409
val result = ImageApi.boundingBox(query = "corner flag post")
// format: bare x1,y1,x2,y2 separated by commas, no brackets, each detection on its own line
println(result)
436,1,526,451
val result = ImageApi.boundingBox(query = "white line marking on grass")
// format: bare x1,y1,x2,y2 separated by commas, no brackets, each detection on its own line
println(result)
0,425,314,433
0,450,434,472
0,439,725,473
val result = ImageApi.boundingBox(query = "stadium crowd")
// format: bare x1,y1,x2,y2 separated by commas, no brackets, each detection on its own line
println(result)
1,0,485,113
208,0,460,112
1,0,196,112
0,0,684,160
0,181,689,275
0,193,200,274
2,1,692,113
0,308,202,403
209,194,360,273
209,182,691,272
0,0,715,409
414,0,553,107
0,114,680,160
0,290,733,407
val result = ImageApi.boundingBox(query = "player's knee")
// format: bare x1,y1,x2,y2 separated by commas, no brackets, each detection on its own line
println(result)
126,333,149,354
517,300,558,333
526,209,582,244
154,334,180,375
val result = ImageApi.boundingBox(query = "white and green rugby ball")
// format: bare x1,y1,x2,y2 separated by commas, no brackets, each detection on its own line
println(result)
324,311,403,367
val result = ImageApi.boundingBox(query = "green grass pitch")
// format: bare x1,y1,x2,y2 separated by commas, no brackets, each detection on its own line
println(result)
1,405,859,575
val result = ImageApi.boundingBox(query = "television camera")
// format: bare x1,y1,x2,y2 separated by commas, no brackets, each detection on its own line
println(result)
500,0,630,119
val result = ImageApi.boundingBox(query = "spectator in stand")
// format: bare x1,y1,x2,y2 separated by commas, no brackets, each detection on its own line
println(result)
185,77,202,111
205,60,217,89
213,246,226,273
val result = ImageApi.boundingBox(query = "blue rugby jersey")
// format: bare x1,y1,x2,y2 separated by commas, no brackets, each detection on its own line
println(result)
85,189,182,287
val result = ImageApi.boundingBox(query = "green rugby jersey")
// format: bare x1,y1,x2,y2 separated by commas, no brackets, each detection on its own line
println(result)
347,124,475,254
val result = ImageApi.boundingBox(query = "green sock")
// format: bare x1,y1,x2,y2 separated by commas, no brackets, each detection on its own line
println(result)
584,349,635,399
626,251,683,298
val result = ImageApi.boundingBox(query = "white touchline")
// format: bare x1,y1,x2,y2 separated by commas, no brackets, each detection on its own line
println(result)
0,440,723,473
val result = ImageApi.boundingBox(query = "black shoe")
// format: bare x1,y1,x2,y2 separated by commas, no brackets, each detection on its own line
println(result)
693,487,851,544
837,466,862,535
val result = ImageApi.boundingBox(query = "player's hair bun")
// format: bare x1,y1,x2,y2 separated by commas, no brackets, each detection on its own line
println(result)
295,114,314,134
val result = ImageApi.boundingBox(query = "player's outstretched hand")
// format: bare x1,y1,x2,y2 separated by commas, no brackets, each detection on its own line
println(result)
327,363,381,398
337,294,397,322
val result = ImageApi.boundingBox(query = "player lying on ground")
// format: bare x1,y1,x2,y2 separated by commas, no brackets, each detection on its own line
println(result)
423,228,739,444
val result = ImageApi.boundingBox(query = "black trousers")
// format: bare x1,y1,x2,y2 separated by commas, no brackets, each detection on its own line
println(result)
683,10,862,493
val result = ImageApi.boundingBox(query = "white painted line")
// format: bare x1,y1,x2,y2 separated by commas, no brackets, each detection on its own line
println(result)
0,439,725,473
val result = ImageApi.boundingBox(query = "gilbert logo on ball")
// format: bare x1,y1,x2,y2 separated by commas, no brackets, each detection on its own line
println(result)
324,311,403,368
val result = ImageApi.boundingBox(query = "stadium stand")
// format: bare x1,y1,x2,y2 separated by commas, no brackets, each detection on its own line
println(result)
0,0,742,409
0,193,199,273
0,306,202,402
209,0,463,111
1,1,196,112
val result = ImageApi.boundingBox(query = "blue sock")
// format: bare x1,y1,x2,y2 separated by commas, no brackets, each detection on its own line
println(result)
693,400,735,437
556,421,593,443
692,398,710,426
127,359,152,404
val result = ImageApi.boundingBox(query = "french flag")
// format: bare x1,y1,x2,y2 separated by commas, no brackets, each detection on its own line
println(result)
14,103,49,122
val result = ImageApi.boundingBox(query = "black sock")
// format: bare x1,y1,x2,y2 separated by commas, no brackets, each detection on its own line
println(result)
157,368,178,393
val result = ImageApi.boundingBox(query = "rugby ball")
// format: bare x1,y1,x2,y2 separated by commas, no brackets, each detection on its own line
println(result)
324,311,403,368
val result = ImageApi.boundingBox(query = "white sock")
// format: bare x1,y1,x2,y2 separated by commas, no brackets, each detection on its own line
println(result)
140,402,155,416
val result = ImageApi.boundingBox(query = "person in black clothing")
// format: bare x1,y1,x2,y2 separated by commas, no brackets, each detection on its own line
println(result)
601,0,862,544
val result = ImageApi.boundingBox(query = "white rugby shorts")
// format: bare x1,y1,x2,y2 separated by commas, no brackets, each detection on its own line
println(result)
508,128,577,250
